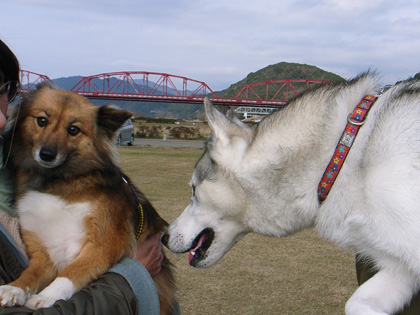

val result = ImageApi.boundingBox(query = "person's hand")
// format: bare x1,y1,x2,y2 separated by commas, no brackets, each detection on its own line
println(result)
133,233,164,277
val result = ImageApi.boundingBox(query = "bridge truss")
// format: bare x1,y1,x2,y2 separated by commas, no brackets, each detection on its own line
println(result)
70,71,219,104
19,70,56,90
19,70,332,108
232,79,332,104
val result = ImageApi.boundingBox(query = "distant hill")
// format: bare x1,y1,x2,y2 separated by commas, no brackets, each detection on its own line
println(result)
218,62,345,98
52,76,83,90
48,62,346,119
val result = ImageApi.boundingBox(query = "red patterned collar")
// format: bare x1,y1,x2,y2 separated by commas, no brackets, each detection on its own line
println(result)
317,95,378,202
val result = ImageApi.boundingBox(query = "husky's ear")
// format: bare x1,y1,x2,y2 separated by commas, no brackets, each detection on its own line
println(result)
204,98,248,147
97,105,133,139
226,108,250,128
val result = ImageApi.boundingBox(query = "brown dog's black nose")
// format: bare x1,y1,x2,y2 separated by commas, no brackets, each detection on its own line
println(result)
161,232,169,247
39,148,57,162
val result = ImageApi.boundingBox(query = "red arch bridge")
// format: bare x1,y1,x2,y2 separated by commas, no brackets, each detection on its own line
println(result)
19,70,332,108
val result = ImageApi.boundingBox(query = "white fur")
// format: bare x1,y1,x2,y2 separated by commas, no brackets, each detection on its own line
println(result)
0,180,91,309
164,75,420,314
25,277,75,310
18,191,90,271
0,285,26,307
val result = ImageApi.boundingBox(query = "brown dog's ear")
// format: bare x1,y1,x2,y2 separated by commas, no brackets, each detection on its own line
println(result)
97,105,133,138
35,81,56,91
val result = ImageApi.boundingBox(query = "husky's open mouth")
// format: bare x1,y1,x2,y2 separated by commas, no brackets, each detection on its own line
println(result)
188,228,215,266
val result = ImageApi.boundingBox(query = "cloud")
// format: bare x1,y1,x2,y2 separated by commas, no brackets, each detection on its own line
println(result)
1,0,419,90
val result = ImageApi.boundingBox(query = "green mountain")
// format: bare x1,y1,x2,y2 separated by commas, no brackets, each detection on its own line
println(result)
218,62,345,98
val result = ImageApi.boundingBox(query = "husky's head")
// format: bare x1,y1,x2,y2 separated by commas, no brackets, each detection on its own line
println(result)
5,83,132,183
162,98,256,268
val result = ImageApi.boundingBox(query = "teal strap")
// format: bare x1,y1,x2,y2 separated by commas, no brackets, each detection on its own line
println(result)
109,257,160,315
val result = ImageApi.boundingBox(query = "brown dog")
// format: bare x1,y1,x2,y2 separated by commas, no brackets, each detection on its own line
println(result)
0,83,175,313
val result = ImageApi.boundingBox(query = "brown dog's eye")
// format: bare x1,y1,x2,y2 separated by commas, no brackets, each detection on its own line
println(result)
36,117,48,127
68,125,81,136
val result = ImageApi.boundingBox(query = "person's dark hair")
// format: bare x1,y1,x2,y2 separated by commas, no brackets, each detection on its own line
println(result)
0,40,20,101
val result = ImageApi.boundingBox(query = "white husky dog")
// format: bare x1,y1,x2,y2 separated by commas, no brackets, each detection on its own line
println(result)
162,73,420,314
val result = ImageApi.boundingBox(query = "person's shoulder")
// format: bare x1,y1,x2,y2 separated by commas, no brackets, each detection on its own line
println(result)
109,257,160,315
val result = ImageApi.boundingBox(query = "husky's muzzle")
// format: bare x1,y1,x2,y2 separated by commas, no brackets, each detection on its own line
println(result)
162,227,215,267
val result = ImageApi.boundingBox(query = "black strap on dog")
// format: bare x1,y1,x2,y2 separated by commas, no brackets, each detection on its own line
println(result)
122,177,144,240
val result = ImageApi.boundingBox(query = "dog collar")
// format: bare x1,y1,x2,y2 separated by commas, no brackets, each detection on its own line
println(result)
317,95,377,202
122,177,144,240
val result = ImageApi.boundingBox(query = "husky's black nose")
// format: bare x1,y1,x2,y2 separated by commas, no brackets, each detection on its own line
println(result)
161,232,169,247
39,148,57,162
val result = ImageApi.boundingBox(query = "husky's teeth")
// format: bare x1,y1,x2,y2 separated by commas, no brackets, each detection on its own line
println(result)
191,251,195,256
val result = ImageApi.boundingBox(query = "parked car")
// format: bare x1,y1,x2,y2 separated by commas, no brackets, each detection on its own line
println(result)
116,118,134,146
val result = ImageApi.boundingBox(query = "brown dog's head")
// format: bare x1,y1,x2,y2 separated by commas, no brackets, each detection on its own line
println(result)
5,83,132,180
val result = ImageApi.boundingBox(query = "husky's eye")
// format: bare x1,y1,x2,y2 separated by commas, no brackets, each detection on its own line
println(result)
36,117,48,127
191,185,196,197
68,125,81,136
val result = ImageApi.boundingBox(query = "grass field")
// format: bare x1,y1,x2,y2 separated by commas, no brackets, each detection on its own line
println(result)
118,146,358,315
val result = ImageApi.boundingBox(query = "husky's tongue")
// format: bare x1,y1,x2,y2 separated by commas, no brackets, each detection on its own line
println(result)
188,233,206,265
188,228,215,266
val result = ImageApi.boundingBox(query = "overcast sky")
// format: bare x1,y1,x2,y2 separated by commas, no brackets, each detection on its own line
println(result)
1,0,419,91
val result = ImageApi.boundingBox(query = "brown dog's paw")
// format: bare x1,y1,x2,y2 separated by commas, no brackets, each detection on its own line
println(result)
25,293,56,310
0,285,27,307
